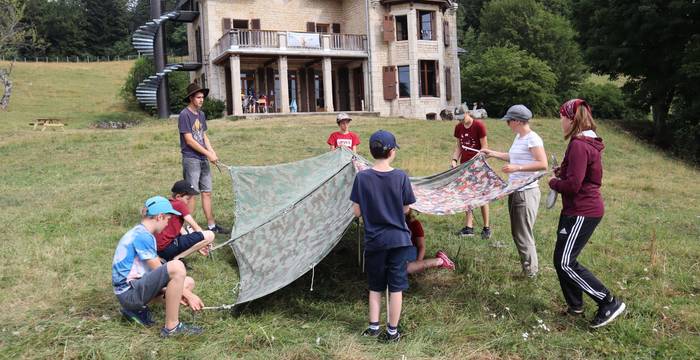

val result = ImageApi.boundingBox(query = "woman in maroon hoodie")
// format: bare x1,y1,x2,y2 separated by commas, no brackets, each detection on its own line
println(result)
549,99,626,328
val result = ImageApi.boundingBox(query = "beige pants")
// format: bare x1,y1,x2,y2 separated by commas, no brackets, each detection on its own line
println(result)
508,187,541,275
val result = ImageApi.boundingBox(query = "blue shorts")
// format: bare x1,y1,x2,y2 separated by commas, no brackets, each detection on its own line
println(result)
365,246,413,292
157,232,205,261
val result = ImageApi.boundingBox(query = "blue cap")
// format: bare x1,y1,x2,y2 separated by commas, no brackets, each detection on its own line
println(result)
369,130,400,150
144,196,181,216
501,104,533,121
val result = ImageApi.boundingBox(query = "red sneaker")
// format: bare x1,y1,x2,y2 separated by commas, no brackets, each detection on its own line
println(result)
435,250,455,270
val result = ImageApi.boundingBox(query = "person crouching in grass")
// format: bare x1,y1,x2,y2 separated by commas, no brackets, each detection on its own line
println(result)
155,180,215,262
112,196,204,337
351,130,415,343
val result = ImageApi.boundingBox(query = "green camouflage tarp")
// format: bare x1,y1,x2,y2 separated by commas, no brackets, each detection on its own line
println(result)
221,148,545,305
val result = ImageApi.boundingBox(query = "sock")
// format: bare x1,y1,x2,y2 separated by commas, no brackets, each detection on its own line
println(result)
387,324,397,335
165,322,180,332
483,226,490,230
368,322,379,331
208,224,216,230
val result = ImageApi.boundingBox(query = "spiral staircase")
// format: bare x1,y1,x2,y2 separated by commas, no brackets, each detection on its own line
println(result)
132,2,201,111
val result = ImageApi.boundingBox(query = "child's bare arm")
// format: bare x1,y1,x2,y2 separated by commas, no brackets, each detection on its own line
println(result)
352,202,361,217
183,214,204,232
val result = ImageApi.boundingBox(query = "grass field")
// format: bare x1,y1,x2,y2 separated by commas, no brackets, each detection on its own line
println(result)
0,61,698,359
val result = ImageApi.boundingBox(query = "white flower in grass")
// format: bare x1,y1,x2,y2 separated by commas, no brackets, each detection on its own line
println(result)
316,337,321,345
663,306,670,310
12,331,20,336
505,307,510,311
100,315,110,321
522,332,529,341
494,291,500,295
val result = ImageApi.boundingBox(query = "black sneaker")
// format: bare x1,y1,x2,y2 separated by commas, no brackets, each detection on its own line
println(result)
458,226,475,237
361,327,381,337
378,330,401,343
121,306,155,326
160,322,204,337
208,224,230,234
590,297,626,328
481,227,492,239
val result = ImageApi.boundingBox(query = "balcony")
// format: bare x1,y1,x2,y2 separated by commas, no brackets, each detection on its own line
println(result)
214,29,368,63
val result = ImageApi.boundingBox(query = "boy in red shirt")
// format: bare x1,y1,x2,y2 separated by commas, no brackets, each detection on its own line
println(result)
405,210,455,273
451,107,491,239
156,180,215,261
327,113,360,152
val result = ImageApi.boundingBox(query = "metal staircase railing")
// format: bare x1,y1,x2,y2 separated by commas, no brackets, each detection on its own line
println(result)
131,5,201,109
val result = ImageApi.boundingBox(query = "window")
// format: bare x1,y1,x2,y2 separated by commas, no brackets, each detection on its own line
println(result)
418,10,435,40
316,23,330,33
398,66,410,98
419,60,437,97
232,19,249,29
395,15,408,41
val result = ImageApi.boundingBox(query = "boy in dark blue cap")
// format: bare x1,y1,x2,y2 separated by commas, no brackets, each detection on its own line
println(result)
350,130,416,343
111,196,204,337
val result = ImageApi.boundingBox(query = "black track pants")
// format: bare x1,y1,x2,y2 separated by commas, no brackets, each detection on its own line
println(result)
553,215,610,308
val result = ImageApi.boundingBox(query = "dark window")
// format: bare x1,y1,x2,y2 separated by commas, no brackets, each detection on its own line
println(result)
419,60,437,97
395,15,408,41
418,10,434,40
398,65,410,98
195,27,202,63
232,19,249,29
316,23,330,33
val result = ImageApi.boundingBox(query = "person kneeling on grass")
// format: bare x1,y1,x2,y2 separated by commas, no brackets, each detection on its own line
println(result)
156,180,215,262
405,210,455,273
112,196,204,337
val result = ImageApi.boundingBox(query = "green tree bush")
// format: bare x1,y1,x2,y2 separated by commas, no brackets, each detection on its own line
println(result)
461,45,557,117
577,81,625,119
202,98,226,120
479,0,586,97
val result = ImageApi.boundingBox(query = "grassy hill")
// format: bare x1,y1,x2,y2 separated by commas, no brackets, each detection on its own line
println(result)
0,62,698,359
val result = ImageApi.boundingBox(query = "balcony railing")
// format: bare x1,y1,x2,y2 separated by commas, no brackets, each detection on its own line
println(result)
216,29,368,58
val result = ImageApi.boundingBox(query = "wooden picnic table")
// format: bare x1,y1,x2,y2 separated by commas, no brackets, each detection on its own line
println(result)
29,118,66,131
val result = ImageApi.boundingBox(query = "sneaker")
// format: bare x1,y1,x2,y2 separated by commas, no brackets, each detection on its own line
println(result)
590,297,626,328
361,327,381,337
378,330,401,343
565,306,585,316
458,226,475,237
121,307,155,327
208,224,229,234
435,250,456,270
160,322,204,337
481,227,492,239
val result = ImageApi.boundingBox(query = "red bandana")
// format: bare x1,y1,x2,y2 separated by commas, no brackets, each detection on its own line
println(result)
559,99,591,120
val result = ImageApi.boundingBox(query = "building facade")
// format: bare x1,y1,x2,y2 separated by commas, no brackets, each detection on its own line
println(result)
184,0,461,118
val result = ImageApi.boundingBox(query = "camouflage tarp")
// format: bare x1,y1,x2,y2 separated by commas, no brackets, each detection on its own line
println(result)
222,148,545,305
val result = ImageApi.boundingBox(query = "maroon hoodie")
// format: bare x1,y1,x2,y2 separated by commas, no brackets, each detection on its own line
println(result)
549,133,605,217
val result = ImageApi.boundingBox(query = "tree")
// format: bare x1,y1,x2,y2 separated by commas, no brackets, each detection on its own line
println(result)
23,0,86,56
0,0,42,110
83,0,130,56
461,45,557,116
571,0,699,146
479,0,587,97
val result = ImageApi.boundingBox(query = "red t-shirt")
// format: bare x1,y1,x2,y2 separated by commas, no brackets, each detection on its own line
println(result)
155,199,191,251
406,217,424,247
327,131,360,149
453,120,487,163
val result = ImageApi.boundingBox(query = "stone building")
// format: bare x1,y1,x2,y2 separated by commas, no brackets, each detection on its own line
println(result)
184,0,461,118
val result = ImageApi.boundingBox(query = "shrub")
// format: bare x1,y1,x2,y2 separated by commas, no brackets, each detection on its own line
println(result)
576,81,625,119
121,58,193,115
461,45,557,117
202,98,226,119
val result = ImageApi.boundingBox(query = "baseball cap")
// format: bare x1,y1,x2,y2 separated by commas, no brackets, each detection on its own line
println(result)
144,196,181,216
336,112,352,123
369,130,400,150
171,180,200,195
501,104,533,121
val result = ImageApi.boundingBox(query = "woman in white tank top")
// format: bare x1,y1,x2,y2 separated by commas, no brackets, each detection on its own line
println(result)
481,105,548,278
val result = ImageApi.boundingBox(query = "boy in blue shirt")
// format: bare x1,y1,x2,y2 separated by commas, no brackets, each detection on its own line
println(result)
350,130,416,343
112,196,204,337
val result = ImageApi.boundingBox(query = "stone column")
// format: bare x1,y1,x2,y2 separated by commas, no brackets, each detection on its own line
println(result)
362,60,370,111
322,57,334,112
230,55,243,116
348,67,355,111
408,8,419,108
278,55,290,113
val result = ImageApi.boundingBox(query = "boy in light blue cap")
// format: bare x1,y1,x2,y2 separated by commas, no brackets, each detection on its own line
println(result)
111,196,205,337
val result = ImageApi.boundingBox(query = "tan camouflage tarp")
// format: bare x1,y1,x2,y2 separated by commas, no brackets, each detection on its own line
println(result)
222,148,545,305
